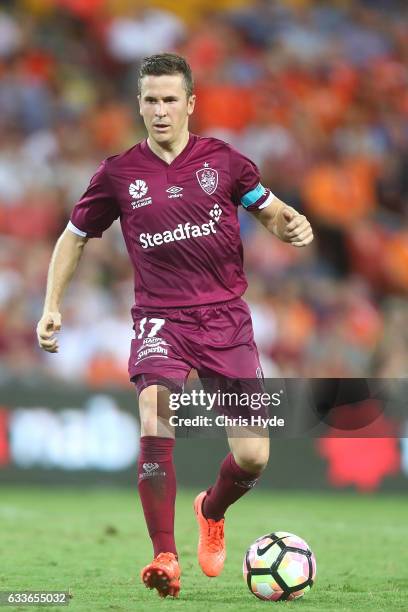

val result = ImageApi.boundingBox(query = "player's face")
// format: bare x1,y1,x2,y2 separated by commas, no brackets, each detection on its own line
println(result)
138,74,196,146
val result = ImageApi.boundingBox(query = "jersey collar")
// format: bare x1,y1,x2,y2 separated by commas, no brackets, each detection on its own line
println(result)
140,133,197,168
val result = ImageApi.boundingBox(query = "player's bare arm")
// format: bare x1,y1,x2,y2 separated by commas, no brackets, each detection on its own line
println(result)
252,196,314,247
36,228,88,353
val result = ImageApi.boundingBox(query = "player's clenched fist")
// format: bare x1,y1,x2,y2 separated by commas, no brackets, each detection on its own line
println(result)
36,312,62,353
278,207,314,247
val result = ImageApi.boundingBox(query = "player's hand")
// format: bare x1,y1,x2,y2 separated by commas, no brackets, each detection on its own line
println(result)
36,312,62,353
280,207,314,247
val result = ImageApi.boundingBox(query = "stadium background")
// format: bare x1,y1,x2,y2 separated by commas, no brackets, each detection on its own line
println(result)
0,0,407,492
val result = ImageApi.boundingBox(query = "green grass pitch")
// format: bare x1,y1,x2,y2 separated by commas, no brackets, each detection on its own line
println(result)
1,487,407,611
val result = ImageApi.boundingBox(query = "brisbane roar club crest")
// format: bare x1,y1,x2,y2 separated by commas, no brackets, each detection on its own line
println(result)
196,162,218,195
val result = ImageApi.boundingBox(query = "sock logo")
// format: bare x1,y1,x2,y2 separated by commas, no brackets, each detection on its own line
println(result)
139,462,166,481
234,478,259,489
143,462,159,473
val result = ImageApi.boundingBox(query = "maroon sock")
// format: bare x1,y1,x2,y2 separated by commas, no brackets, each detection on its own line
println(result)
203,452,261,521
138,436,177,557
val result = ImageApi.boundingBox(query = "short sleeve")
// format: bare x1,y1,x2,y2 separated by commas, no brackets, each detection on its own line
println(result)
69,161,120,238
229,147,275,211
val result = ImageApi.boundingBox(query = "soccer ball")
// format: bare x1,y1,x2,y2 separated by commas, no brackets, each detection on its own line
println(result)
243,531,316,601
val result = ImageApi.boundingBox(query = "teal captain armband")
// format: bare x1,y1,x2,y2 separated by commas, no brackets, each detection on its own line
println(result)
241,183,266,208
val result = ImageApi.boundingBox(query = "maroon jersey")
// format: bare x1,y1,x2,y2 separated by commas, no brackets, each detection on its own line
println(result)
69,134,274,309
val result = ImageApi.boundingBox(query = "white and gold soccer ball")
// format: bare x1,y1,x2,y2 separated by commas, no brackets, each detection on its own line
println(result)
243,531,317,601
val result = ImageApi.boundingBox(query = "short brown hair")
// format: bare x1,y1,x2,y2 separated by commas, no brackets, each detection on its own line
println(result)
138,53,194,98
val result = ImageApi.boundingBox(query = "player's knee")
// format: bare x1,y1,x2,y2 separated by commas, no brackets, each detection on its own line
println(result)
139,388,155,434
138,385,173,437
237,455,269,474
233,442,269,473
139,415,174,437
139,415,159,437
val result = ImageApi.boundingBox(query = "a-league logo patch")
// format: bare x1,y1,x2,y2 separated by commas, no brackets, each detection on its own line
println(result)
196,164,218,195
129,179,148,200
129,178,152,209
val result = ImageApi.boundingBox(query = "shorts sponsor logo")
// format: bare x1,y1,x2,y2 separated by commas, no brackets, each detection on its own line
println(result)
139,207,223,249
135,337,170,364
129,179,152,209
196,163,218,195
136,345,169,362
142,336,163,345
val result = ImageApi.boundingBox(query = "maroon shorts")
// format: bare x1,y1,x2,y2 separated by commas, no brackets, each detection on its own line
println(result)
128,297,263,397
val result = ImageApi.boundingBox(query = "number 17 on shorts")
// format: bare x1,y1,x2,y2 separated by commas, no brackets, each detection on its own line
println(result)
134,317,169,365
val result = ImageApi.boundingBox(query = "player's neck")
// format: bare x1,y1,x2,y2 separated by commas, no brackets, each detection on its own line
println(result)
147,131,190,165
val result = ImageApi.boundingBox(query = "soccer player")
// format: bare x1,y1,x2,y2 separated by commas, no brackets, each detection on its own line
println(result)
36,54,313,598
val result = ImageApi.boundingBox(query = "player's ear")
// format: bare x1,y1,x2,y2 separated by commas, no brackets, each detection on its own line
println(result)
138,95,142,115
187,94,196,116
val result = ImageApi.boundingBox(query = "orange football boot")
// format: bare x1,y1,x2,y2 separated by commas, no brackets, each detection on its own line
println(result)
194,491,226,577
141,552,181,598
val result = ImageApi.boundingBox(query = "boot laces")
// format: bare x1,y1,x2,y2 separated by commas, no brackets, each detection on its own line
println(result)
207,520,224,552
155,552,175,567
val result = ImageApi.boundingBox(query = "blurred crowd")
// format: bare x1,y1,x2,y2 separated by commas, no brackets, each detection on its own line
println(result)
0,0,408,387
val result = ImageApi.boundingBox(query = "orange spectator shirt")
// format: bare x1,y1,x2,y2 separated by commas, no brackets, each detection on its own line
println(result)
302,158,377,228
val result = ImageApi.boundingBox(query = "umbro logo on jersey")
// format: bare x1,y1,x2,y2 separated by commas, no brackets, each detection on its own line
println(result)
166,186,183,199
